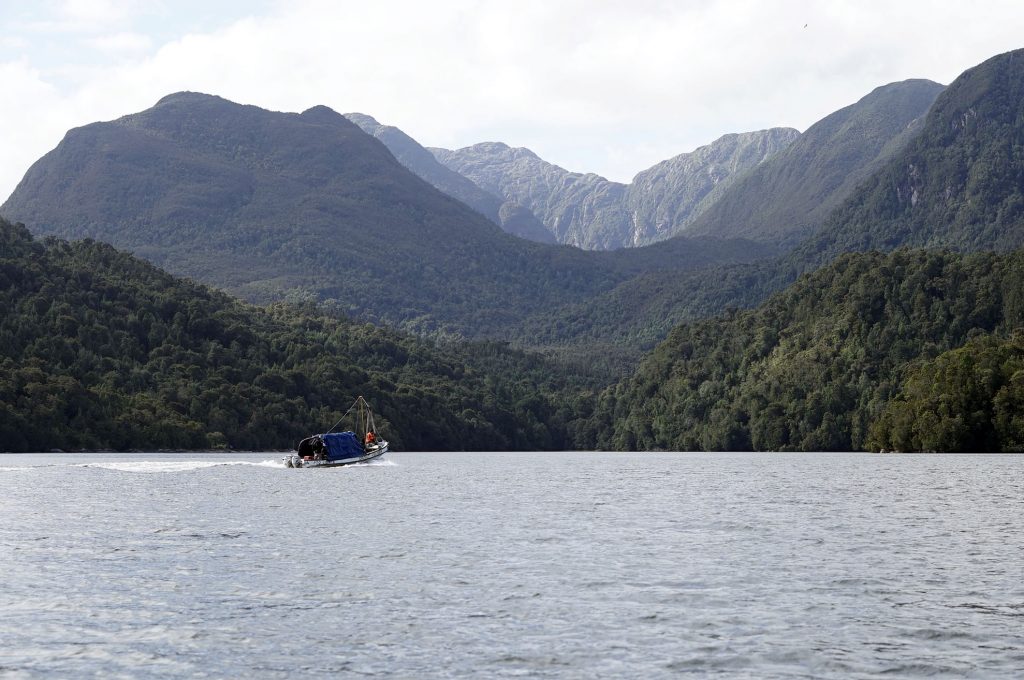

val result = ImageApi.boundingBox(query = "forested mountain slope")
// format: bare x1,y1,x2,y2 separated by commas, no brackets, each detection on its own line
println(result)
582,249,1024,452
0,219,589,452
1,92,773,339
797,48,1024,265
686,79,944,247
868,332,1024,452
519,51,1024,359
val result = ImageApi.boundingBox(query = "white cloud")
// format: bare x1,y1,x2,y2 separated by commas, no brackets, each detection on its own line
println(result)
85,31,152,53
1,36,31,50
2,0,1024,201
56,0,137,32
0,59,69,199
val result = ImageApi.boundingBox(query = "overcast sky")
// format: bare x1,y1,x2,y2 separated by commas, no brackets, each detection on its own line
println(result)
2,0,1023,202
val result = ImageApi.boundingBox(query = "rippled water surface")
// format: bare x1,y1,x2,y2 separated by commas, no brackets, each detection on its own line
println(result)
2,451,1023,678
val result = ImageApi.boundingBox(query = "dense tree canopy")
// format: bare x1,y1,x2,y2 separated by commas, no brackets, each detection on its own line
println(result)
8,216,1024,453
580,249,1024,452
868,332,1024,452
0,219,594,452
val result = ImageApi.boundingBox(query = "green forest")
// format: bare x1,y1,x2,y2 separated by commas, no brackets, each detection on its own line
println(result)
581,249,1024,452
868,332,1024,452
5,50,1024,454
8,212,1024,453
0,218,593,452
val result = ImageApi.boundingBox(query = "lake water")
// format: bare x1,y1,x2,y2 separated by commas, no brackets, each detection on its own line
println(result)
1,451,1022,678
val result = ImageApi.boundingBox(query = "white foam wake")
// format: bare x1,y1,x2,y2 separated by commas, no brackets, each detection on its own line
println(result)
1,457,393,473
80,460,286,473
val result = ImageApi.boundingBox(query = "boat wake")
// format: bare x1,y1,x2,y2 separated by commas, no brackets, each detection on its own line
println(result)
79,460,286,473
1,458,396,473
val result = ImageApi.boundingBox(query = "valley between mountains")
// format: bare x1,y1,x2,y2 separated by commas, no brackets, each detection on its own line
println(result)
3,48,1024,452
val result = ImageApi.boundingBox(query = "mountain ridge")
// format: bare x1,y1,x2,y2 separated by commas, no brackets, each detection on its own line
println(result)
432,128,799,250
685,79,945,247
343,112,555,244
0,92,776,342
795,48,1024,264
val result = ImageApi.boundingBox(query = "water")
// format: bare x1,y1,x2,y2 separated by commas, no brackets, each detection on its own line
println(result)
2,451,1023,678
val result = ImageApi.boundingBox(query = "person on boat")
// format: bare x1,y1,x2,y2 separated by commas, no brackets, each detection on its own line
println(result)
364,431,377,447
311,436,326,460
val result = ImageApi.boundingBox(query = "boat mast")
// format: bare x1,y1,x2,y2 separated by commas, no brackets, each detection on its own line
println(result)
357,396,366,441
325,395,373,436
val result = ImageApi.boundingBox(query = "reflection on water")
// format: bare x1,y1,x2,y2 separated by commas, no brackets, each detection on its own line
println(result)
1,451,1022,678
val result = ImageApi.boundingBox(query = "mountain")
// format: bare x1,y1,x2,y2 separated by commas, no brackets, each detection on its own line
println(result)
432,128,798,250
625,129,801,245
432,141,630,249
581,249,1024,452
1,92,774,340
797,48,1024,264
0,217,591,452
343,113,554,244
686,79,945,247
517,58,1021,359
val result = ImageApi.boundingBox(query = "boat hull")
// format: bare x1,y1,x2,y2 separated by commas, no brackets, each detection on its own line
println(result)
284,442,388,468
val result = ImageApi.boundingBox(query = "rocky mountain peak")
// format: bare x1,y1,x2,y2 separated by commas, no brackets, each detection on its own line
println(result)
433,128,798,249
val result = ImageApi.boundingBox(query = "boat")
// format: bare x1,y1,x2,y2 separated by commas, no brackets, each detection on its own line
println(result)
284,396,389,468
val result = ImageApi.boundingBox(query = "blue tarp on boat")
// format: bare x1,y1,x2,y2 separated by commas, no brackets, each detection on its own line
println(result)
322,431,364,460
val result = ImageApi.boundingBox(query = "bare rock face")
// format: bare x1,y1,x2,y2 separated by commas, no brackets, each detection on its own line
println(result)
345,114,555,244
625,129,800,246
344,112,503,224
431,143,628,249
432,130,798,250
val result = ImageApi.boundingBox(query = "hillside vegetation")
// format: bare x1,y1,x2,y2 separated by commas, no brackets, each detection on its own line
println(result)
8,216,1024,453
0,219,590,452
799,48,1024,265
868,332,1024,452
582,250,1024,452
1,92,775,340
686,79,944,247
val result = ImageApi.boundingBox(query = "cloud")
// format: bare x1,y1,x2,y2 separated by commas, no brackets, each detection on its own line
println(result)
1,36,31,50
56,0,138,32
84,31,152,53
0,59,68,199
3,0,1024,201
15,0,140,35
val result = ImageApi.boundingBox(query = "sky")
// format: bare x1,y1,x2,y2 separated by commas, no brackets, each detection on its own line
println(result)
2,0,1023,202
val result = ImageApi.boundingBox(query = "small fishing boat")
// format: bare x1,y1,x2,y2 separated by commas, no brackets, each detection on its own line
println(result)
284,396,389,468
